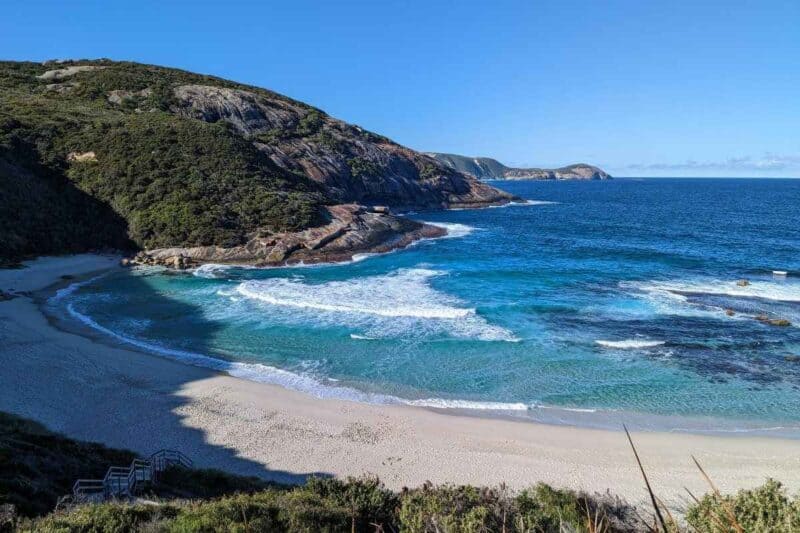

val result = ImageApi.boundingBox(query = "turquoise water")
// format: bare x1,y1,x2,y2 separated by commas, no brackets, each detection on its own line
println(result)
50,179,800,434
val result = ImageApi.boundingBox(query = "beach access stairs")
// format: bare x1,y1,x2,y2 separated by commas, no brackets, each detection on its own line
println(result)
68,449,193,504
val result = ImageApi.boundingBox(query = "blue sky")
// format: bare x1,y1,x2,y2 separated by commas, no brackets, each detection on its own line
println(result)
2,0,798,177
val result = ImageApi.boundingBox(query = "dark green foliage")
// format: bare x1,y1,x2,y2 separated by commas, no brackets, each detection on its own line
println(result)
0,412,272,520
21,502,177,533
419,163,440,180
254,109,325,145
0,412,136,518
347,157,382,180
686,478,800,532
0,60,326,261
153,466,273,500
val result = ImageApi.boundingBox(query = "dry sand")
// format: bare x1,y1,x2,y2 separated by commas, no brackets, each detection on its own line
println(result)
1,254,798,510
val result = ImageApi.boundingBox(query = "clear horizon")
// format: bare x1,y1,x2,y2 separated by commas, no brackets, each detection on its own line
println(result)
2,0,798,177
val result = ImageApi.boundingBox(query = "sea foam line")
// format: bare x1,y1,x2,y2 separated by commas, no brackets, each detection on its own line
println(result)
627,278,800,304
56,299,535,411
596,339,666,349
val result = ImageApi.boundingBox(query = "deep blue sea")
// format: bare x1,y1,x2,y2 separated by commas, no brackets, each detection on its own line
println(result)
49,179,800,435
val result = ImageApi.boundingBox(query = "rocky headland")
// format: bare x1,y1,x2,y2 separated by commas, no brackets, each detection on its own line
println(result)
427,152,611,180
0,60,514,268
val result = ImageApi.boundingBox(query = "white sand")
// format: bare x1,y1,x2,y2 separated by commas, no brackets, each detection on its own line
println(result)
1,255,798,510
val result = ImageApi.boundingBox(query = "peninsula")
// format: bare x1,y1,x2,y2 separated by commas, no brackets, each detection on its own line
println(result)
426,152,611,180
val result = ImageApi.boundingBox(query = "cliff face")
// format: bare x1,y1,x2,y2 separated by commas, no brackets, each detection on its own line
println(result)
0,60,513,265
427,153,611,181
171,85,510,209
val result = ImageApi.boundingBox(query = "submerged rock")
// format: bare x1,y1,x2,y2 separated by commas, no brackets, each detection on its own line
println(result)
755,315,792,327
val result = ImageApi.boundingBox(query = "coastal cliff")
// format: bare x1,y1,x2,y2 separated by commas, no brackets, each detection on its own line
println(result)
0,60,513,266
427,153,611,180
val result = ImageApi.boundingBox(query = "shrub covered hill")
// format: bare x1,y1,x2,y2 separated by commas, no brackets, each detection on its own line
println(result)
0,60,512,266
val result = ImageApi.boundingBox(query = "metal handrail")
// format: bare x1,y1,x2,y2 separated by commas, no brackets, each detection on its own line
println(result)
71,449,191,503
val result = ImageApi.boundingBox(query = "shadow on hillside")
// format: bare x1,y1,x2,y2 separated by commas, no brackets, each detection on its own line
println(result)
2,268,331,487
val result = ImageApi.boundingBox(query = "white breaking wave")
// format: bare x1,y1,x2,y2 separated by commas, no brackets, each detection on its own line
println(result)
490,199,559,208
51,275,106,300
451,199,559,211
407,398,529,410
237,269,471,319
629,278,800,303
420,221,477,239
231,268,519,342
193,263,240,279
56,300,533,411
596,339,666,349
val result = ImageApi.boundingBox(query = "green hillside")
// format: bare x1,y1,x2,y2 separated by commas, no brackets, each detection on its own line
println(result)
0,60,508,262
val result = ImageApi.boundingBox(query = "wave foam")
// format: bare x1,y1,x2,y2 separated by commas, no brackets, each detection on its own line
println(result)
231,268,518,342
193,263,239,279
596,339,665,349
491,199,559,208
420,221,477,239
237,269,471,319
51,275,106,300
630,278,800,304
57,302,534,411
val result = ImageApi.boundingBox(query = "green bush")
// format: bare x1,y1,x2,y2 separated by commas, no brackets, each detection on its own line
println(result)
0,60,326,261
686,478,800,532
20,502,170,533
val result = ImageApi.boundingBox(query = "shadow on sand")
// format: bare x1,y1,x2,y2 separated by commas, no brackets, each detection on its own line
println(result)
8,267,331,486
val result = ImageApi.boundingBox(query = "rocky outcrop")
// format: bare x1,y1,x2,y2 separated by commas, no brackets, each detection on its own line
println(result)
427,153,611,181
502,164,610,180
36,65,105,81
171,85,514,209
2,60,515,266
129,204,446,268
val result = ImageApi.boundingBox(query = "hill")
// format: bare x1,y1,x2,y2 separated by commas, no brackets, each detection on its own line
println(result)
0,60,512,266
426,152,611,180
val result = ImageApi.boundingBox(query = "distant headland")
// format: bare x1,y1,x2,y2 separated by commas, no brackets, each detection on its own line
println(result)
425,152,611,181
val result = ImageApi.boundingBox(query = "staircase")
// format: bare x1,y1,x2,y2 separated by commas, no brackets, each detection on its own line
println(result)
71,449,193,503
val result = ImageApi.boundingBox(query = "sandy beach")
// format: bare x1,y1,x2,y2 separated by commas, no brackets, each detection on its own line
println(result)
1,255,798,511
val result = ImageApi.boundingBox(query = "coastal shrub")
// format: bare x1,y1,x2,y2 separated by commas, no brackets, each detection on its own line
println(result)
151,466,273,500
21,503,171,532
399,483,513,533
167,492,283,532
0,60,327,261
685,478,800,532
294,477,399,532
0,412,136,517
347,157,382,180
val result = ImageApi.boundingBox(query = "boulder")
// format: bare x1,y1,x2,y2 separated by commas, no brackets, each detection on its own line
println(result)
755,315,791,327
0,291,17,302
66,151,97,163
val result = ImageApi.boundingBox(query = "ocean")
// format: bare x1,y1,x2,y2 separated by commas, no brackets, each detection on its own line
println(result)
48,179,800,435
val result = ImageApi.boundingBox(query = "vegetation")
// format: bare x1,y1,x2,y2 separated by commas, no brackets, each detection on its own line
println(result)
686,479,800,532
0,60,328,261
0,412,271,520
347,157,383,180
3,411,800,532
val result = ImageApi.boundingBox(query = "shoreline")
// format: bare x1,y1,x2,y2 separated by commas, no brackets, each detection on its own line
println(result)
2,255,800,509
45,276,800,440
